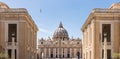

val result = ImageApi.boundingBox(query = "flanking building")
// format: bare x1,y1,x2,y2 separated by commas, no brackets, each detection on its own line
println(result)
38,22,82,59
82,2,120,59
0,2,38,59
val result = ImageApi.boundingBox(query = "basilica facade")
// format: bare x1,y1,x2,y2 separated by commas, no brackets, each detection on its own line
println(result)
38,22,82,59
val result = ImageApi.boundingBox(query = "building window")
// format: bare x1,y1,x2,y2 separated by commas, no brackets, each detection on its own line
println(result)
51,48,53,58
67,48,70,58
102,24,111,42
90,51,91,59
15,49,17,59
56,51,58,58
51,54,53,58
63,50,64,58
63,38,64,41
67,54,70,58
56,55,58,58
63,54,64,58
8,49,12,58
102,49,104,58
63,48,64,53
107,49,111,59
77,52,80,58
8,24,17,42
77,42,79,44
41,42,43,44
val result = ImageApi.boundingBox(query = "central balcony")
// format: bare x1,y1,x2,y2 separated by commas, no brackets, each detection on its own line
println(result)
102,42,111,45
6,41,18,49
7,42,18,46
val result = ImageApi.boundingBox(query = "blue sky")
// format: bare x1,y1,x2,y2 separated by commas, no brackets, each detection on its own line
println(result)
1,0,119,39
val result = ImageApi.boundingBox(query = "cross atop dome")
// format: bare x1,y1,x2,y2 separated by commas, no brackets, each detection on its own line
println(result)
59,21,63,28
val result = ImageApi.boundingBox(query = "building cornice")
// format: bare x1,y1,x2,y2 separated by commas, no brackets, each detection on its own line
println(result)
81,8,120,32
0,8,38,32
81,12,94,32
24,12,38,32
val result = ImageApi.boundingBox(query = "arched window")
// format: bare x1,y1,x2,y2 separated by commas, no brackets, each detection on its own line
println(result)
67,48,70,58
41,42,43,44
56,48,58,58
77,52,80,59
51,54,53,58
62,48,64,58
67,54,70,58
50,48,53,58
56,55,58,58
63,54,64,58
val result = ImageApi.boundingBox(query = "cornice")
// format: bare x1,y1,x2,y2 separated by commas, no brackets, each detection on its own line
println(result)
81,13,94,32
81,9,120,32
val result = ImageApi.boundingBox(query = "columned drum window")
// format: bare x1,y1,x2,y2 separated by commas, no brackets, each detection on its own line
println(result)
102,24,111,42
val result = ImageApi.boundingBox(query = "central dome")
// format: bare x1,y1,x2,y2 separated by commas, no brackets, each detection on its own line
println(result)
53,22,69,39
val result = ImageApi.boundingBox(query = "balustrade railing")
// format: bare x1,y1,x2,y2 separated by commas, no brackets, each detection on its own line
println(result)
92,8,120,13
7,42,17,46
0,8,27,13
102,42,111,45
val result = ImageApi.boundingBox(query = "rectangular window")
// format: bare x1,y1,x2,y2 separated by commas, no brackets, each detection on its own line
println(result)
102,49,104,58
51,54,53,58
8,24,17,42
63,54,64,58
15,49,17,59
107,49,111,59
8,49,12,58
67,54,70,58
56,55,58,58
102,24,111,42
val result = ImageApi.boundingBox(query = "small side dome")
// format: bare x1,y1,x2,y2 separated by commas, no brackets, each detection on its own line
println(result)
110,2,120,9
0,2,9,9
53,22,69,39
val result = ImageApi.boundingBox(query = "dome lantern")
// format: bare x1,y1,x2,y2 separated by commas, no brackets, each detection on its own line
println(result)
59,22,63,28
